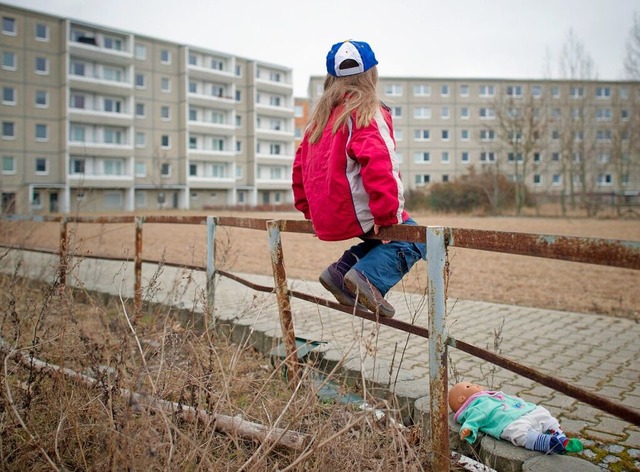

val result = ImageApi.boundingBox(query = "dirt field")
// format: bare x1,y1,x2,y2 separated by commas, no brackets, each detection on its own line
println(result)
2,211,639,318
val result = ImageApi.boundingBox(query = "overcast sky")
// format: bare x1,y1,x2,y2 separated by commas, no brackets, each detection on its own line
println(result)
5,0,638,96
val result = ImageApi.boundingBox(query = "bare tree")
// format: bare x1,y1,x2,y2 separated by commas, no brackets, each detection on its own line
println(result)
492,89,547,215
557,29,599,215
624,12,640,80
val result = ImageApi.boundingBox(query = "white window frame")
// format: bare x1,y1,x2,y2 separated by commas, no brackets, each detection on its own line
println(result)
35,23,49,41
35,90,48,108
35,157,48,175
2,51,16,70
413,84,431,96
2,86,16,105
35,56,49,75
2,16,16,36
35,123,48,142
160,49,171,64
2,155,16,174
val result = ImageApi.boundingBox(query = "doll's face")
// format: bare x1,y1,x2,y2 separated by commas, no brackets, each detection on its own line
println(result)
448,382,485,412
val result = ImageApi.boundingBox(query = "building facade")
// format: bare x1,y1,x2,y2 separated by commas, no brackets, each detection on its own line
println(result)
1,4,295,214
307,76,640,202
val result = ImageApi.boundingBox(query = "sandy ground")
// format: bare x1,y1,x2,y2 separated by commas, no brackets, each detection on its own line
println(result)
2,211,639,318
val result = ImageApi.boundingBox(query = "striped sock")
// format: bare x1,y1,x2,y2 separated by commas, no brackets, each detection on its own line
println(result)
525,432,565,453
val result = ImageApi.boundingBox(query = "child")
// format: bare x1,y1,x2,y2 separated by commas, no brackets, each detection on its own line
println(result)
292,40,426,318
449,381,583,454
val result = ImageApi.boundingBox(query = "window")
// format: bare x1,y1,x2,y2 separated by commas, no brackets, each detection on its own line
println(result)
621,109,629,121
414,129,430,140
2,51,16,70
71,94,85,109
415,174,430,185
479,107,495,119
442,175,449,183
35,90,48,107
414,107,431,119
441,129,449,141
597,174,613,186
71,158,85,174
135,132,145,147
480,129,495,141
479,85,495,97
71,61,85,76
552,174,562,186
384,84,403,96
2,86,15,105
104,128,123,144
103,36,123,51
2,17,16,35
414,152,430,163
570,86,584,98
390,106,402,118
551,86,560,98
161,77,171,92
35,124,48,141
70,125,85,142
135,44,146,60
395,129,403,141
161,163,171,177
35,157,48,174
441,152,450,163
533,153,542,162
440,107,450,119
531,85,542,97
135,103,145,117
2,121,15,139
189,136,197,149
161,135,170,148
160,49,171,64
461,152,470,163
32,191,41,207
161,106,170,120
135,73,145,88
413,84,430,96
103,159,124,175
2,156,15,174
533,175,542,186
551,152,560,161
235,90,242,101
506,85,523,97
460,129,469,141
460,107,469,119
459,84,469,97
619,87,629,99
135,161,146,177
596,130,612,142
440,84,449,96
189,163,197,176
35,57,49,74
35,23,49,41
188,81,197,94
480,152,496,162
595,87,611,99
595,108,612,121
103,66,123,82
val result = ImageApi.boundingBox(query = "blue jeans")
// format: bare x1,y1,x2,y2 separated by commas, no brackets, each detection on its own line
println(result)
351,218,427,295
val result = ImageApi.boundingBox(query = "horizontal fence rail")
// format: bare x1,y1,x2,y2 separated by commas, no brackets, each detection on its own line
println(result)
1,214,639,470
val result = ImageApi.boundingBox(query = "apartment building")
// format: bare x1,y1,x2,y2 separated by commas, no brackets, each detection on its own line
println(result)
0,4,295,214
307,76,640,200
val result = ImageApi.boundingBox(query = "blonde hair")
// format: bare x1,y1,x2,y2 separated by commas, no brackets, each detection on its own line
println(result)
307,66,380,144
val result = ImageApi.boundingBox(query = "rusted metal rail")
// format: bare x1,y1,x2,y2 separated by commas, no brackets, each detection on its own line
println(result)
1,214,640,471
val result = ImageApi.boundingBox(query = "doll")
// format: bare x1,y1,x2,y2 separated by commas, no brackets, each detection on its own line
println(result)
449,381,583,454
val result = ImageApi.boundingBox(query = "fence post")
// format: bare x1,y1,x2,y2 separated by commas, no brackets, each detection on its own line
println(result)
427,226,450,470
58,217,68,286
267,220,299,387
206,216,216,317
134,217,143,318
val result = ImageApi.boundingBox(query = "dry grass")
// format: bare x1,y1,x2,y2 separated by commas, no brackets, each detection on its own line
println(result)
0,268,435,471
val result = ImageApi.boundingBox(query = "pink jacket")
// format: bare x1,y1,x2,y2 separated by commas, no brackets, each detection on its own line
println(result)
292,105,408,241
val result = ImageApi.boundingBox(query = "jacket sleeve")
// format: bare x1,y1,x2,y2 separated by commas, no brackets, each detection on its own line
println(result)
458,405,488,444
348,110,404,227
292,139,310,219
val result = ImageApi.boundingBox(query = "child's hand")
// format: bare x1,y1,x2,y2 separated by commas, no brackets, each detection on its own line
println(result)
373,224,390,244
460,428,471,440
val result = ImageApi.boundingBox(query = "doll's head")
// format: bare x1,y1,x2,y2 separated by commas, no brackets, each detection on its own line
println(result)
448,382,486,412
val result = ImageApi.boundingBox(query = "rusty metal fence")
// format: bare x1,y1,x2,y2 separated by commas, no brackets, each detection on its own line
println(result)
1,214,640,470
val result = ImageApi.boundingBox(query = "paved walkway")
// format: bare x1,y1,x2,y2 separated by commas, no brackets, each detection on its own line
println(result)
3,250,639,469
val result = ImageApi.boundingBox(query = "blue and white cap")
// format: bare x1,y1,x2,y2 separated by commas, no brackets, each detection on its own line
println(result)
326,40,378,77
